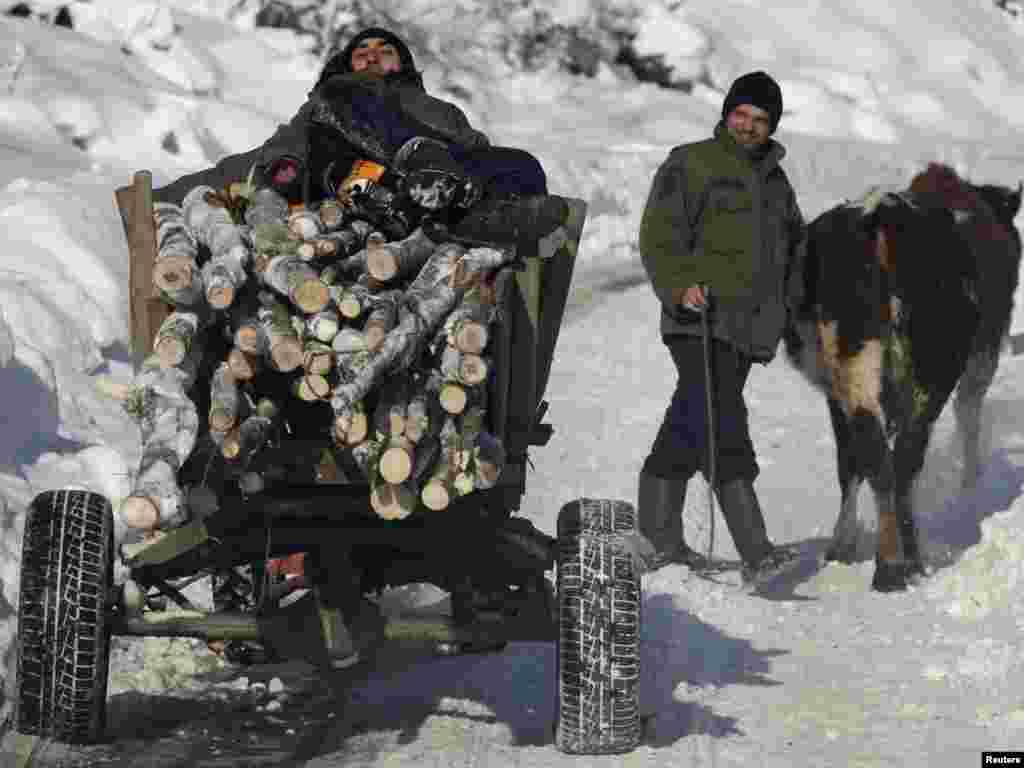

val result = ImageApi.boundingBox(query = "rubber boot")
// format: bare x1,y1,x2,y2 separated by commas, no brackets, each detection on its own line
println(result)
450,194,568,248
714,478,793,581
637,470,708,571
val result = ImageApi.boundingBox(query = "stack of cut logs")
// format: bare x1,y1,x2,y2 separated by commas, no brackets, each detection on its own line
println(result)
117,181,510,531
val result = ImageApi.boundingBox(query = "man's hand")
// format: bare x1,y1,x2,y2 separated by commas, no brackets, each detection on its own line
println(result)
681,284,709,312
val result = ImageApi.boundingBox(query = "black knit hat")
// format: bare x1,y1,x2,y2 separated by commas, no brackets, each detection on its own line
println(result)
721,71,783,133
314,27,424,91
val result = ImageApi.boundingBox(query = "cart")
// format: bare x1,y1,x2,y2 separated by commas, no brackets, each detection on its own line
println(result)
13,171,647,755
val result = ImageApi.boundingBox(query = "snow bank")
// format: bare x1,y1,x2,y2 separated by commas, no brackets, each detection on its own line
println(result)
927,496,1024,620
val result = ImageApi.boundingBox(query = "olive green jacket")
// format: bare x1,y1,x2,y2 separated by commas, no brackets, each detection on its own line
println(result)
638,122,806,361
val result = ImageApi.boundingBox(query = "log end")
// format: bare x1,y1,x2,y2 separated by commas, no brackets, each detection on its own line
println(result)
296,373,331,401
364,323,386,353
439,383,468,415
235,326,263,355
154,337,186,369
420,480,451,511
367,247,398,283
121,495,160,530
370,483,416,520
294,280,330,314
153,257,195,293
206,283,235,310
337,296,362,320
454,323,488,356
208,410,236,433
335,410,368,446
270,338,304,373
227,349,260,380
379,444,413,485
459,354,488,386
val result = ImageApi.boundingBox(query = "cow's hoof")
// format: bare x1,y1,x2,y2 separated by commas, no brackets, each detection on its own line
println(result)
871,561,908,592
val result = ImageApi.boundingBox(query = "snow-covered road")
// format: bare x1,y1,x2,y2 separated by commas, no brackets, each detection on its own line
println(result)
14,276,1024,768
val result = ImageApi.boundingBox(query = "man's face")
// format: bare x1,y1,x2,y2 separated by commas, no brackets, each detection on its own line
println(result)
725,103,772,149
350,37,402,76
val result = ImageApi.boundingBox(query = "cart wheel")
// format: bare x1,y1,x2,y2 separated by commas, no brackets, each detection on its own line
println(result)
15,489,114,744
554,498,642,755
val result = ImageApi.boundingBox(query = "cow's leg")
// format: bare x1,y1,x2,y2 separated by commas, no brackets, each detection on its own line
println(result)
825,398,862,563
953,346,998,490
837,404,906,591
891,425,934,580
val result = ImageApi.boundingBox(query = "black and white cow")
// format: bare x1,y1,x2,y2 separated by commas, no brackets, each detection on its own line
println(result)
785,163,1022,591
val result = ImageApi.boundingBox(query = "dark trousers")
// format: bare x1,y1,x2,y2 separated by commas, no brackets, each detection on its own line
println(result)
451,145,548,198
642,335,759,485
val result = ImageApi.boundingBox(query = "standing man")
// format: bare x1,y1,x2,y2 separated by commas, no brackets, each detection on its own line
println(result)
637,71,806,582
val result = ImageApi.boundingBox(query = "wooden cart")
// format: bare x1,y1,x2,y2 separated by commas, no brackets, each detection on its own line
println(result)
13,171,647,756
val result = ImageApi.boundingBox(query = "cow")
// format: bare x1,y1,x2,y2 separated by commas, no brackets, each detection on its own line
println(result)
785,163,1022,591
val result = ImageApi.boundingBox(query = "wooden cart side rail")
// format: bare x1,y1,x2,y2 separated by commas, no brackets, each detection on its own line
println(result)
114,169,170,371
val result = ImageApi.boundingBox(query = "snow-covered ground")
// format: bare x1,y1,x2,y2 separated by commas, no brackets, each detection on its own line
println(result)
3,1,1024,765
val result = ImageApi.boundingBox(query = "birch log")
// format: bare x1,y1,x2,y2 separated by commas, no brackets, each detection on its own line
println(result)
287,207,323,240
318,198,345,231
119,345,203,530
208,362,241,432
330,242,470,415
244,187,290,229
305,307,340,343
292,370,332,402
377,435,415,484
153,309,208,368
440,345,489,387
421,417,459,511
302,339,335,375
333,400,368,446
227,347,262,381
363,290,401,352
260,252,330,314
258,296,304,372
184,185,249,309
451,246,512,290
365,227,437,283
444,288,495,354
222,398,279,463
153,202,204,306
331,278,374,321
370,481,417,520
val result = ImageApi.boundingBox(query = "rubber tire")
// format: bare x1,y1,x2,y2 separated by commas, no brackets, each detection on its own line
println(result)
554,498,642,755
15,489,114,744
